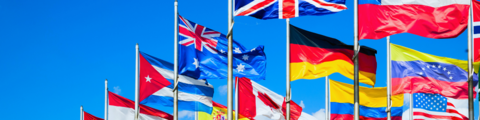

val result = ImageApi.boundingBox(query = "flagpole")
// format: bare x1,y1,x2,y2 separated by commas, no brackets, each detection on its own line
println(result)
286,18,291,120
325,76,329,120
386,36,391,120
227,0,234,119
173,0,179,120
80,106,83,120
134,43,140,120
353,0,359,119
105,79,108,120
235,77,239,120
468,0,474,118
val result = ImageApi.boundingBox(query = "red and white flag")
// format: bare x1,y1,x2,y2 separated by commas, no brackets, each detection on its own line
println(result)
83,111,103,120
237,77,317,120
108,92,173,120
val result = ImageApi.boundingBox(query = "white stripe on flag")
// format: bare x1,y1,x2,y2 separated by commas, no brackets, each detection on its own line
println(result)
151,87,213,107
153,65,213,88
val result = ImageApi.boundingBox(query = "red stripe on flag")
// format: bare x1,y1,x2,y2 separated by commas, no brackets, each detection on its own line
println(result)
413,112,465,120
392,77,474,99
237,77,257,119
282,0,296,19
311,0,347,10
237,0,276,16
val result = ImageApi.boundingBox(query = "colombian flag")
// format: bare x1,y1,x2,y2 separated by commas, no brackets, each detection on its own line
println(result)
391,44,479,99
290,25,377,86
198,101,249,120
330,80,404,120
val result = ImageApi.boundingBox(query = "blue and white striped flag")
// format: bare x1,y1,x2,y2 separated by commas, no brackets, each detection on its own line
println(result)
139,52,213,113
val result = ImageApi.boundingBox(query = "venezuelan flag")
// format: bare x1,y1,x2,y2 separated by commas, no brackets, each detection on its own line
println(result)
391,44,479,99
290,25,377,86
330,80,404,120
198,101,249,120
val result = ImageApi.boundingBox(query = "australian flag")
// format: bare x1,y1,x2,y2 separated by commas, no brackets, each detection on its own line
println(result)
178,16,266,80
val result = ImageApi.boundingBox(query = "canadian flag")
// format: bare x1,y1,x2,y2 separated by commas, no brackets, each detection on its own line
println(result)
108,92,173,120
237,77,317,120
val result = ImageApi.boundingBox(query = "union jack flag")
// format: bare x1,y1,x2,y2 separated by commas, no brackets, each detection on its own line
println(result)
235,0,347,19
179,16,221,54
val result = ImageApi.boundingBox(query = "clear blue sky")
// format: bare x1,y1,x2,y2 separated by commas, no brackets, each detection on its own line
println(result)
0,0,477,120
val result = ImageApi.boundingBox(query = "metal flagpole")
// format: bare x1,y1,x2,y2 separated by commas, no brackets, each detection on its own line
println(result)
353,0,359,119
235,77,239,120
468,0,474,119
173,0,179,120
135,43,140,120
80,106,83,120
325,76,329,120
227,0,234,119
386,36,391,120
410,93,413,120
286,18,291,120
105,79,108,120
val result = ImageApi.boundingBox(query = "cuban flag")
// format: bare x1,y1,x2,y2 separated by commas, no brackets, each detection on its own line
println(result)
139,52,214,113
235,0,347,19
178,16,266,80
359,0,470,40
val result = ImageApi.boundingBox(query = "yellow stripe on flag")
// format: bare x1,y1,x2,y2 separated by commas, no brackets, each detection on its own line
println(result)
291,60,376,86
330,80,403,107
391,44,479,73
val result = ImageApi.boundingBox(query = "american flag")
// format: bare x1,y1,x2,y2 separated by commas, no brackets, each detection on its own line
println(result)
412,93,467,120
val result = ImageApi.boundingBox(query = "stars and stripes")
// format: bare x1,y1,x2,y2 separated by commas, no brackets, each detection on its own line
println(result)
412,93,467,120
235,0,346,19
179,15,221,53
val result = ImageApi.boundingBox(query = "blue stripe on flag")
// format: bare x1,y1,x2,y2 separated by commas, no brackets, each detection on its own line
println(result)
141,95,212,113
165,79,214,97
330,102,403,118
391,61,478,83
474,26,480,34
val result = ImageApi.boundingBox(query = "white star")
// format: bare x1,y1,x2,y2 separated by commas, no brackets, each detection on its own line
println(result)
427,65,430,68
422,68,425,70
242,55,249,61
432,65,436,68
234,47,242,53
438,65,441,68
443,67,447,71
220,49,225,53
193,58,199,69
250,48,256,52
449,76,453,80
447,71,451,75
236,63,245,72
418,72,423,75
145,75,152,83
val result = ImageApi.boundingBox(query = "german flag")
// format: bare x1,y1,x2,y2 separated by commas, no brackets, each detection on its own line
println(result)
290,25,377,86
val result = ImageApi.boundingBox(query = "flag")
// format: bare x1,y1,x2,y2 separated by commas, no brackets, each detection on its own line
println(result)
139,52,214,113
359,0,469,40
108,92,173,120
474,0,480,63
398,93,468,120
83,111,103,120
178,16,266,80
391,44,479,99
237,77,317,120
329,80,404,120
290,25,377,86
198,101,250,120
234,0,347,19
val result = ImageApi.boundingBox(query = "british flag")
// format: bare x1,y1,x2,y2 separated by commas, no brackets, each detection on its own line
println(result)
179,16,222,54
235,0,347,19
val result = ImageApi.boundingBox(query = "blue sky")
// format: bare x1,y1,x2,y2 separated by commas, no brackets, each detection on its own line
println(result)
0,0,477,120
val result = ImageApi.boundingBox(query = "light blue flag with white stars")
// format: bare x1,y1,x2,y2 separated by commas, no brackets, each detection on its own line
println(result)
178,16,266,80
